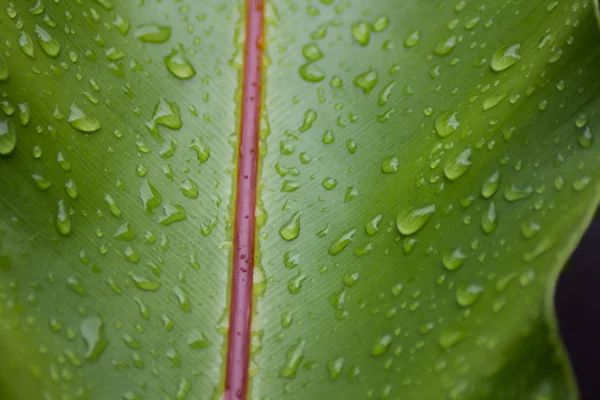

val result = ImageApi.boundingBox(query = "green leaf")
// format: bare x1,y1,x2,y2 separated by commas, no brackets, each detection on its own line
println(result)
0,1,599,400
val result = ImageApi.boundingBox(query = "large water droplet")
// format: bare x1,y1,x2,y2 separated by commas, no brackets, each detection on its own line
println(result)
353,70,379,94
396,204,435,235
68,103,100,133
351,21,371,46
280,340,305,378
165,46,196,79
481,171,500,198
371,333,392,357
34,25,61,57
56,199,72,236
299,63,325,82
0,119,16,156
328,229,356,255
135,24,172,43
481,202,498,234
80,316,108,361
442,248,467,271
280,212,300,241
444,148,472,181
456,282,484,307
491,44,521,72
435,111,460,138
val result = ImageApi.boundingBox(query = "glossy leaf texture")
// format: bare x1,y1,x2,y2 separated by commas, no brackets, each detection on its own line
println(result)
0,1,241,399
252,0,600,399
0,1,598,400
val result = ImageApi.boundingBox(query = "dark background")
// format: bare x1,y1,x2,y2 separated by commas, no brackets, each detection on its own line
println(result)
556,213,600,400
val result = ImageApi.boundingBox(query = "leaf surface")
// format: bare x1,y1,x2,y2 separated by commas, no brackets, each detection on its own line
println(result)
0,0,599,400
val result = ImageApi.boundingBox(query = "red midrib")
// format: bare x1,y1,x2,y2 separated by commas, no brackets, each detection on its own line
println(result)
225,0,264,399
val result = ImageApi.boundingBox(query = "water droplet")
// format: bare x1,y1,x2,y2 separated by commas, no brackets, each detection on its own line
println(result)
322,177,337,190
165,46,196,79
114,221,135,241
130,274,160,291
328,229,356,255
456,282,484,307
135,24,172,43
521,220,541,239
396,204,435,235
444,148,472,181
68,103,100,133
504,184,532,201
381,156,398,174
442,248,467,271
577,126,593,149
481,171,500,198
302,43,323,61
481,202,497,234
353,70,378,94
438,327,468,349
66,276,86,296
287,272,307,294
372,16,389,32
34,25,60,57
366,214,383,236
404,30,421,48
371,333,392,357
188,330,211,349
280,212,300,241
139,180,162,213
56,199,71,236
351,21,371,46
299,109,317,132
18,32,35,58
104,194,122,218
523,237,555,262
280,340,305,378
433,36,457,56
328,357,345,380
159,203,187,225
435,111,460,138
299,63,325,82
491,44,521,72
179,179,199,199
0,119,16,156
80,316,108,361
65,179,78,200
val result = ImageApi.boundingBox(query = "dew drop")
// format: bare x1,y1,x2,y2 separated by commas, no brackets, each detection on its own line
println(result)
435,111,460,138
135,24,172,43
68,104,100,133
279,212,300,241
0,119,17,156
444,148,472,181
491,44,521,72
396,204,435,235
165,46,196,79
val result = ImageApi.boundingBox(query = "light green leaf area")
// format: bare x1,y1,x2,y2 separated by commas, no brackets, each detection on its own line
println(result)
253,0,599,399
0,1,241,399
